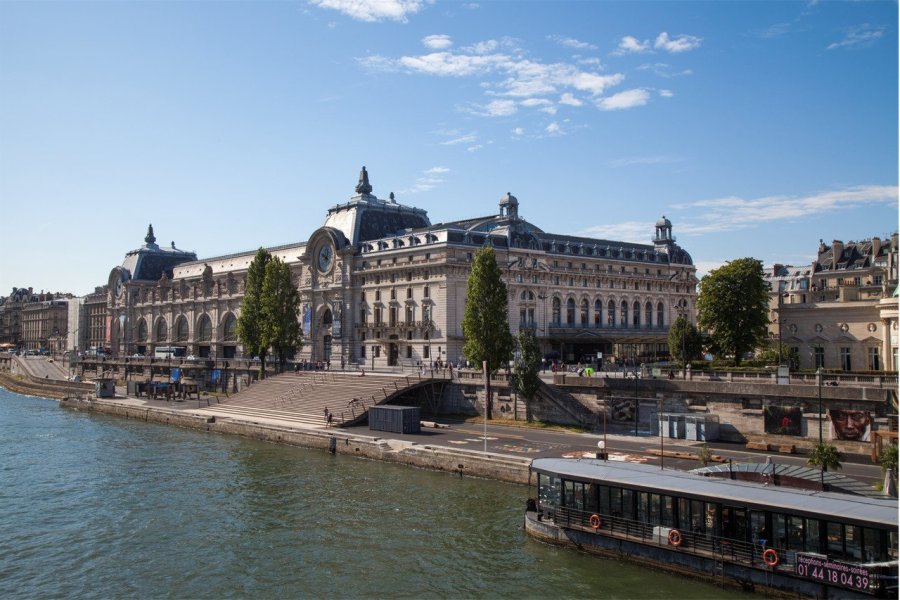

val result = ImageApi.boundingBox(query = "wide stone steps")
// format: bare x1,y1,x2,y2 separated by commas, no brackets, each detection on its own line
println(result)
198,372,422,426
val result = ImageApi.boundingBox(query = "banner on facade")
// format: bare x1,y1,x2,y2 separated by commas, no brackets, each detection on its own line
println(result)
302,305,311,337
764,406,802,436
829,409,871,442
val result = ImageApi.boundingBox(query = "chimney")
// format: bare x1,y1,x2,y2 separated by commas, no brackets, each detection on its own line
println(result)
772,264,783,277
832,240,843,270
818,239,827,254
872,237,881,257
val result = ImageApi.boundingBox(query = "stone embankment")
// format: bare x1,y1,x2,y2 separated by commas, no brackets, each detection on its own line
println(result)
0,371,92,400
57,395,534,485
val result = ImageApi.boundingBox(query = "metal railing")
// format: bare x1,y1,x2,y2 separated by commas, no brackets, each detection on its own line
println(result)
549,505,790,573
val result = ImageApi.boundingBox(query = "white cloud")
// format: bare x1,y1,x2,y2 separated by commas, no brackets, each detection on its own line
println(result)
637,63,694,78
361,39,625,108
654,32,702,53
401,165,451,194
616,36,651,54
559,92,583,106
485,99,517,116
462,39,499,55
311,0,424,23
675,185,899,234
550,35,597,50
659,89,673,98
467,144,483,152
512,127,524,136
827,24,885,50
397,51,506,76
440,132,478,145
545,122,561,135
423,34,453,49
596,88,650,111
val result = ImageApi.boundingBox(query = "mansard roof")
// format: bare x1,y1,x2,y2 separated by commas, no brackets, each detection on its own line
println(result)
119,224,197,282
815,236,896,273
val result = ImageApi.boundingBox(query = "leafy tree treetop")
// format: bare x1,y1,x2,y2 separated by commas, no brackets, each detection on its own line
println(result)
261,256,303,371
696,257,770,366
237,247,271,375
513,329,542,422
462,245,514,373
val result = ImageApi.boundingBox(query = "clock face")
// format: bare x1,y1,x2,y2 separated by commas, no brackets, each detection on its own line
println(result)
317,244,334,273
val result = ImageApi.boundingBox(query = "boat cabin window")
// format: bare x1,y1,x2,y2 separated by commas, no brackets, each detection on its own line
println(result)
538,474,559,509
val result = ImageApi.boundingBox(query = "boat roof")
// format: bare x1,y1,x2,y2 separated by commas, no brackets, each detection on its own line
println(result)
531,458,899,529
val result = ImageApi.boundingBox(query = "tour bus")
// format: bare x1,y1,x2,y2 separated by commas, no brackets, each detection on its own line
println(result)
153,346,187,359
526,458,897,598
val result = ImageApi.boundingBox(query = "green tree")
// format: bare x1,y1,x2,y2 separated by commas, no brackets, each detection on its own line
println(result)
696,444,714,467
513,329,542,422
697,258,770,366
261,256,303,372
756,341,800,370
808,442,843,487
667,316,703,367
462,246,514,419
237,248,271,378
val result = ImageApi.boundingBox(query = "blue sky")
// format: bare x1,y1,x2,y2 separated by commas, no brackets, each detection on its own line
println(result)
1,0,897,296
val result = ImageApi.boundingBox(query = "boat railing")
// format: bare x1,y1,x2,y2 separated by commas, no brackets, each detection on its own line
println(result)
550,505,789,572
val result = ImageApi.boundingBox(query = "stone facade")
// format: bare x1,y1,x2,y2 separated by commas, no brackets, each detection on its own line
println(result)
98,168,698,367
766,235,899,371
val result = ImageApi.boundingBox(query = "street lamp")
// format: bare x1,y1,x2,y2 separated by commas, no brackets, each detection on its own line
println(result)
674,300,689,379
817,366,824,444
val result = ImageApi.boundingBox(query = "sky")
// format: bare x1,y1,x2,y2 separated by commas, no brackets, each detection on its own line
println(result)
1,0,897,297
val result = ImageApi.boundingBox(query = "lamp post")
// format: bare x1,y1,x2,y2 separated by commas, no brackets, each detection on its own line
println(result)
777,292,784,366
817,366,824,444
674,300,688,379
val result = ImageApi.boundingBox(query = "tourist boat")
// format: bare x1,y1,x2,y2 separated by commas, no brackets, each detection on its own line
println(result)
525,458,898,598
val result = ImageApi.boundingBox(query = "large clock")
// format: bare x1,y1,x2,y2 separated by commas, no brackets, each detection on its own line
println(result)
317,244,334,273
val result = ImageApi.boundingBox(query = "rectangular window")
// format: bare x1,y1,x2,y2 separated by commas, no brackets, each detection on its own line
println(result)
374,346,381,358
360,345,366,358
423,346,430,359
406,345,412,358
424,286,430,298
840,347,851,371
869,347,880,370
814,347,825,369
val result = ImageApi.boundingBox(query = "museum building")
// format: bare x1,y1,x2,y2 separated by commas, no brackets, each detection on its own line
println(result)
101,168,698,368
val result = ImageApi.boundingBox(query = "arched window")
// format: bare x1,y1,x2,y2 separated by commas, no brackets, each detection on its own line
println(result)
607,300,616,328
645,302,653,328
323,309,333,325
156,318,168,342
222,314,237,341
566,298,575,325
620,301,628,327
633,301,641,327
520,290,535,301
657,302,665,328
197,315,212,342
552,298,561,325
580,299,589,325
137,318,148,342
175,316,189,342
594,299,602,326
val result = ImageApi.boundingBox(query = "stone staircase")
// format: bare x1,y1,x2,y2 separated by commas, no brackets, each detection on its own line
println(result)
197,371,417,427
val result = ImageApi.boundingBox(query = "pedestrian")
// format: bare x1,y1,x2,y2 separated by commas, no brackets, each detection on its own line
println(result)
324,407,329,424
327,411,334,428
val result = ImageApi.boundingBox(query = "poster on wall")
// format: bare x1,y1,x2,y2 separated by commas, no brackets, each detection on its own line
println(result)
609,398,635,422
829,409,871,442
764,406,802,436
302,305,311,337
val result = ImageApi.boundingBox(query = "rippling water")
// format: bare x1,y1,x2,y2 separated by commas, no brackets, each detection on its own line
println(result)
0,388,753,599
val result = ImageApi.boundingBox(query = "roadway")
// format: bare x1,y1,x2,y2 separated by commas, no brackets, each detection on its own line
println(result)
342,417,886,488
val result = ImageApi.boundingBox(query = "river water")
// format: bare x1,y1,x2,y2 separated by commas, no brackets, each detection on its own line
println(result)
0,388,753,599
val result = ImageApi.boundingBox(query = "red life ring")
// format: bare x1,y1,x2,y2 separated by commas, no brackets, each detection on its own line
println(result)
763,548,779,567
668,529,682,546
589,514,601,529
